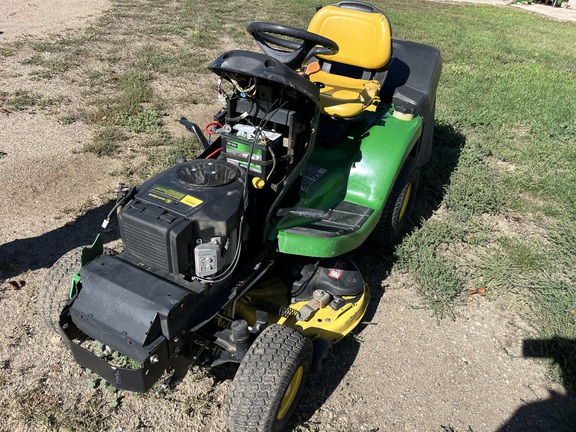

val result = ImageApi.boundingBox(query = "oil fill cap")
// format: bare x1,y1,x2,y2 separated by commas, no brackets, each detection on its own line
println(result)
252,177,266,189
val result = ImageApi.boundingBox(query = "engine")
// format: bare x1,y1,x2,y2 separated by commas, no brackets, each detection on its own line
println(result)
118,159,245,279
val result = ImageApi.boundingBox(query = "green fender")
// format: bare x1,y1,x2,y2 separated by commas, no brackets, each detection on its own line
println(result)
344,113,422,210
275,110,422,257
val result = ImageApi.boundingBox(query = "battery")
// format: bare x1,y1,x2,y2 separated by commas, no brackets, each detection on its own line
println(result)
221,126,283,178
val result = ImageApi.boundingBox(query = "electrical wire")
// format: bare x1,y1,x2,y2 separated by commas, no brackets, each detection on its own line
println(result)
197,95,285,284
204,147,222,159
195,219,244,284
229,75,256,97
266,145,277,183
204,121,223,134
197,82,297,284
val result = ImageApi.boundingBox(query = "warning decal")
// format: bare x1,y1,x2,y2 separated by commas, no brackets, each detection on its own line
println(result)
180,195,203,207
147,185,203,208
328,260,347,279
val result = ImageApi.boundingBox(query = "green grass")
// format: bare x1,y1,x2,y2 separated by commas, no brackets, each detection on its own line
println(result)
10,0,576,393
13,380,114,430
3,90,52,111
136,136,201,178
379,0,576,389
83,127,125,156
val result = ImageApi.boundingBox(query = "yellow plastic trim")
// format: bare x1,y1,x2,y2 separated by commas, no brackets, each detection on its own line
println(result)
392,110,415,121
234,283,370,344
307,5,392,70
277,365,304,420
312,71,381,117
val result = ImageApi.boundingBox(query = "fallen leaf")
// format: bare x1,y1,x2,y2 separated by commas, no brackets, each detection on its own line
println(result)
467,287,487,296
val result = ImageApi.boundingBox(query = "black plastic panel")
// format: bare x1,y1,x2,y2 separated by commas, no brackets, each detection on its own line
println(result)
284,201,373,238
72,254,199,362
290,256,364,300
380,39,442,167
208,50,320,105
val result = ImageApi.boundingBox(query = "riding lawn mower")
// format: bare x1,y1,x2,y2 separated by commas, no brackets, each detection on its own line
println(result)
39,2,441,430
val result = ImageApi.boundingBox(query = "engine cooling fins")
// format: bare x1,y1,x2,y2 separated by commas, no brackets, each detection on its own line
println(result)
177,160,240,188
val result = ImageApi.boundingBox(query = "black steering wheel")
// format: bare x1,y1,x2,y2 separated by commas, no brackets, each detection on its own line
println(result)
247,22,339,69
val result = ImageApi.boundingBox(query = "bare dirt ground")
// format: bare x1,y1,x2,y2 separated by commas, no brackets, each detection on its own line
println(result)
0,1,574,431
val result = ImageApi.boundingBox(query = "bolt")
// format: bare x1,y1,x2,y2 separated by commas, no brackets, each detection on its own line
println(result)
173,337,180,343
150,355,159,364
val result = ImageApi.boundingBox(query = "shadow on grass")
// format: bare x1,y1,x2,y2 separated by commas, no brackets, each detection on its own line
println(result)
412,121,466,225
497,338,576,432
0,201,120,281
290,121,466,428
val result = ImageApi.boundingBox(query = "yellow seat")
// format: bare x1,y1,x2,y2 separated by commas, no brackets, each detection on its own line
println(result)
307,4,392,118
311,71,381,117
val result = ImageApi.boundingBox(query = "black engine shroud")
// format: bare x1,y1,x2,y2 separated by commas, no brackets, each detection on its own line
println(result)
60,159,251,391
119,159,244,277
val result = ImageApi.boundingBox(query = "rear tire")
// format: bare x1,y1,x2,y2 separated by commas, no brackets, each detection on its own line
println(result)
38,246,114,334
225,324,312,432
371,156,420,245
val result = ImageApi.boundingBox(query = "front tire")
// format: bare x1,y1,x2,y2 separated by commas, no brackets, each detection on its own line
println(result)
38,247,84,334
225,324,312,432
38,246,114,334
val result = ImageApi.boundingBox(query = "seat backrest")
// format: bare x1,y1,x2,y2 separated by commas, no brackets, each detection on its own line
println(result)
307,2,392,71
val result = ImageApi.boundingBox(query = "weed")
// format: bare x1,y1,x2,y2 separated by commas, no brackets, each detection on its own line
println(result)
22,54,74,77
136,136,200,178
114,109,165,134
57,115,77,125
4,90,50,111
395,217,466,317
0,48,15,57
83,127,125,156
116,71,154,115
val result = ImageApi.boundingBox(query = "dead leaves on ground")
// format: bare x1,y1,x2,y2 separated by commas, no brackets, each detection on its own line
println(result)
467,287,487,296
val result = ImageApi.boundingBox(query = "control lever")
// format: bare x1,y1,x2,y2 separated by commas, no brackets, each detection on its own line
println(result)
179,117,209,150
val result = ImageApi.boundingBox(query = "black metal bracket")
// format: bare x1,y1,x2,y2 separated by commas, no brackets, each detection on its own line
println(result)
179,118,209,150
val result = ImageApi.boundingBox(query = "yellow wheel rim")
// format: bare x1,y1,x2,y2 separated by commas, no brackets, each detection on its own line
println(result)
398,183,412,222
277,365,304,420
